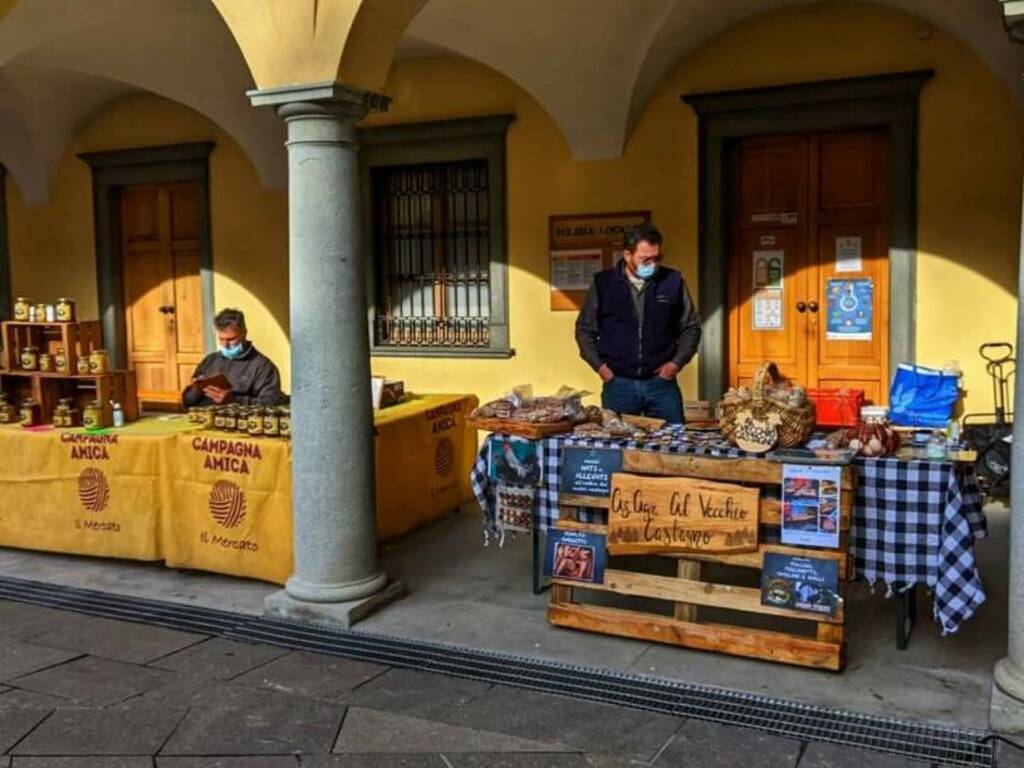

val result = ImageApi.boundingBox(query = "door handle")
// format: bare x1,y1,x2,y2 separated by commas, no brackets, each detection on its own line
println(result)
158,305,176,315
807,301,819,313
796,301,807,313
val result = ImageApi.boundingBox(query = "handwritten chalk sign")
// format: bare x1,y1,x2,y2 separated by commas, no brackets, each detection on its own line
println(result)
560,447,623,498
606,474,759,555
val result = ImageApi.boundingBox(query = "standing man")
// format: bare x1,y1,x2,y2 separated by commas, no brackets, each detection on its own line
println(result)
575,223,701,423
182,308,284,407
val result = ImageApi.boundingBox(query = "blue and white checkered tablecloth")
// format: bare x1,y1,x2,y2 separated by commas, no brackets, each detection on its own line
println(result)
470,432,987,634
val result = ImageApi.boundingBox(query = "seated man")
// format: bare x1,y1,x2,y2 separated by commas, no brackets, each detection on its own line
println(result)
182,308,283,407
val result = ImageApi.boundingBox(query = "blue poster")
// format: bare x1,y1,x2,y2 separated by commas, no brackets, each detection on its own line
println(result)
544,529,607,584
761,553,840,617
826,278,873,341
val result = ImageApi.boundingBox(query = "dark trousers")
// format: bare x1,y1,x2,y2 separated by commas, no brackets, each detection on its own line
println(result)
601,376,684,424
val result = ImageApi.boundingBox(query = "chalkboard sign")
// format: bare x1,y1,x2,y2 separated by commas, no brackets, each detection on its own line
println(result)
560,447,623,497
761,553,840,617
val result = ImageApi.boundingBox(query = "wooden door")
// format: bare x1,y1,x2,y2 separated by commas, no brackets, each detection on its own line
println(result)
122,182,205,406
729,130,890,402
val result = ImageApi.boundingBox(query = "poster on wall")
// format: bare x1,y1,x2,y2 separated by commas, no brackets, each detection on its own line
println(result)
752,249,784,331
826,278,873,341
780,464,841,549
550,249,603,292
761,552,841,617
544,529,608,584
835,236,863,273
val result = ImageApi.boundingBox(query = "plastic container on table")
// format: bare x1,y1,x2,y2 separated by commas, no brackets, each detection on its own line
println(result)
806,388,866,427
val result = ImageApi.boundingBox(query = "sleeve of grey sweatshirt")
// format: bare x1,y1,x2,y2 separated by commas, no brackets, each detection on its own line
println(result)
574,281,605,372
670,280,702,369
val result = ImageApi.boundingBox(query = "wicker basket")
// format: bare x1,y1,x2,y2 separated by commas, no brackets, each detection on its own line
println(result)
719,363,816,449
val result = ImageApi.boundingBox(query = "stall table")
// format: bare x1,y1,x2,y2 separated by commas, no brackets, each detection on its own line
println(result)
471,428,986,636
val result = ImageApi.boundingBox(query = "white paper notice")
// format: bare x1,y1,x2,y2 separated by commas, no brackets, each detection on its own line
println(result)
835,236,863,273
752,250,784,331
550,249,603,291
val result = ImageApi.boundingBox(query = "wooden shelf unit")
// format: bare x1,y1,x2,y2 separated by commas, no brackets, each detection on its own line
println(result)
1,320,101,375
0,370,138,426
549,451,856,671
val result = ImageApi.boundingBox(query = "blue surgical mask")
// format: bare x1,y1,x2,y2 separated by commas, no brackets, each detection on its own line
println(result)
220,343,245,360
635,263,657,280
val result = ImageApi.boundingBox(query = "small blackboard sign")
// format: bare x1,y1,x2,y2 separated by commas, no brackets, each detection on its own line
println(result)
761,553,840,617
560,446,623,497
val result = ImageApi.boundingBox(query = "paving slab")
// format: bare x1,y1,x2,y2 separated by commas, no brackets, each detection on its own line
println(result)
10,758,154,767
797,742,931,767
156,759,299,768
0,639,81,682
148,637,288,679
654,719,800,767
25,614,207,664
0,603,74,641
334,707,569,754
443,756,595,768
0,709,50,753
11,656,175,706
348,668,490,720
232,651,387,701
995,741,1024,767
12,706,187,755
129,675,320,709
160,700,344,755
303,757,448,768
443,685,681,762
0,690,79,709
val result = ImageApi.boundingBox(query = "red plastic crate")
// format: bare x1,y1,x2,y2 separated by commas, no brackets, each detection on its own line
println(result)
807,388,865,427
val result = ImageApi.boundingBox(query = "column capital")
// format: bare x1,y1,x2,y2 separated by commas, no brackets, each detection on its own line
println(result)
247,80,390,121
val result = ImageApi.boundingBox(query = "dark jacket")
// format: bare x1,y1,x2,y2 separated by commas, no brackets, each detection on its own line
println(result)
575,262,701,379
181,343,283,407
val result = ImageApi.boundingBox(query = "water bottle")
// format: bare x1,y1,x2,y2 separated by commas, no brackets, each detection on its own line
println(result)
112,402,124,428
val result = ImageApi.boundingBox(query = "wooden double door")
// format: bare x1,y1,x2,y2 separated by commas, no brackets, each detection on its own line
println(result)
121,182,205,407
729,130,890,403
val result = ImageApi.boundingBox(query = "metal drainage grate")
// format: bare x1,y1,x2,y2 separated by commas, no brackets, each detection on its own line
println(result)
0,575,994,767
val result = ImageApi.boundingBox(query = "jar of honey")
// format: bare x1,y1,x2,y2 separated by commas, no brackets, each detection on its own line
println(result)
55,298,76,322
279,406,291,438
52,403,69,427
89,349,110,374
13,297,31,321
213,408,226,430
54,348,69,373
223,407,237,432
38,353,55,373
83,400,104,429
76,355,91,375
0,398,16,424
20,346,38,371
19,399,40,427
263,407,280,437
247,407,264,437
34,303,46,322
200,407,215,429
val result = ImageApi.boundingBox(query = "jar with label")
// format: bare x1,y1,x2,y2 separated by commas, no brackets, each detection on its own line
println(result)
0,398,16,424
54,348,68,373
89,349,110,374
213,408,226,430
38,353,55,373
200,407,216,429
44,305,56,323
34,303,46,322
52,403,69,427
55,298,75,322
263,407,280,437
83,400,104,430
19,399,40,427
20,346,38,371
247,407,264,437
279,406,291,438
77,355,91,375
223,407,237,432
13,298,31,321
926,430,948,461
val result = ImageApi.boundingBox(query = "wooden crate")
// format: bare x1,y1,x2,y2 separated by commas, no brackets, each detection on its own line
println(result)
548,451,856,671
0,370,139,425
467,416,573,439
1,320,101,374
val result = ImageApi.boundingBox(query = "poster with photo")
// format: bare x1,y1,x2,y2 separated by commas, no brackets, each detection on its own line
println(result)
544,529,608,584
752,250,784,331
487,435,543,487
780,464,841,548
826,278,873,341
496,483,535,534
761,552,840,617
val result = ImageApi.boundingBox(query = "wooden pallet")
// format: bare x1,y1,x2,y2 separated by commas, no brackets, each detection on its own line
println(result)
548,450,856,671
2,320,101,374
0,370,139,425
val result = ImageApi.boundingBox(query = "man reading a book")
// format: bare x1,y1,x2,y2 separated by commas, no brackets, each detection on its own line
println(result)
181,308,283,407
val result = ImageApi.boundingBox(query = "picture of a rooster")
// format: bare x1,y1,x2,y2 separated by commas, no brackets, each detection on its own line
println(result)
490,437,542,486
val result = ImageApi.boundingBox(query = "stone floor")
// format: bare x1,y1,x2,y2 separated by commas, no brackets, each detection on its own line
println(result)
0,502,1009,730
0,598,1003,767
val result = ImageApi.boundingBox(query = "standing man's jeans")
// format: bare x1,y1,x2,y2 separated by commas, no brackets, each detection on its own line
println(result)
601,376,684,424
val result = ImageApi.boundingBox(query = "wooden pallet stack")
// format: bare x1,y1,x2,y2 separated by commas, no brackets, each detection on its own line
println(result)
549,450,856,671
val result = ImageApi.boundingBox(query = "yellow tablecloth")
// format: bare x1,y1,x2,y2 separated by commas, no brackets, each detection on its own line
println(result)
0,393,479,584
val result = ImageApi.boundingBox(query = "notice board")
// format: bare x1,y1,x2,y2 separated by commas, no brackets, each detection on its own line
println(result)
548,210,650,311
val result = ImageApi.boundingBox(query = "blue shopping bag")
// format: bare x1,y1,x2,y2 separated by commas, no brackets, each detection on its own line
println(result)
889,363,960,427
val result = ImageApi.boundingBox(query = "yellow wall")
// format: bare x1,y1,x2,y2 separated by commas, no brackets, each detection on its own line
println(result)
6,2,1022,414
6,93,291,390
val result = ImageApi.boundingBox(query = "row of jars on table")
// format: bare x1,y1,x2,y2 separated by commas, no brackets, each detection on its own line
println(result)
19,347,109,374
13,297,76,323
0,395,116,428
189,405,291,439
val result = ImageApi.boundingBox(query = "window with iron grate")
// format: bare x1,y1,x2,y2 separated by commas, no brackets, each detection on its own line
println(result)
371,159,491,349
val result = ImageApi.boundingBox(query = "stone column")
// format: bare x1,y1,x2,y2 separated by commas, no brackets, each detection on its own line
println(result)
991,172,1024,731
249,82,403,625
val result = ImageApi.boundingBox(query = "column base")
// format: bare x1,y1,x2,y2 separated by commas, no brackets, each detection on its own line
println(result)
264,579,406,629
992,658,1024,733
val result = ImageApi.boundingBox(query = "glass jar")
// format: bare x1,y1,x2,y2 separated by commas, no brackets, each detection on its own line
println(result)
0,399,16,424
13,297,31,321
83,400,104,429
279,406,291,438
34,303,47,322
77,355,91,375
55,298,76,322
263,407,280,437
54,348,68,373
89,349,109,374
223,407,237,432
19,399,40,427
52,404,69,428
247,407,264,437
200,407,216,429
38,353,55,373
213,408,226,430
20,346,38,371
926,430,947,461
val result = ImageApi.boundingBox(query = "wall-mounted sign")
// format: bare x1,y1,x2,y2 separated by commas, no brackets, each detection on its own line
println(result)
826,278,873,341
560,447,623,498
752,249,784,331
548,211,650,311
780,464,841,549
835,236,863,273
761,552,841,617
544,529,608,584
606,474,759,555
